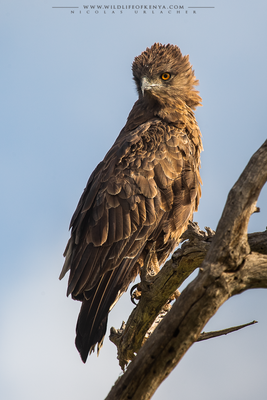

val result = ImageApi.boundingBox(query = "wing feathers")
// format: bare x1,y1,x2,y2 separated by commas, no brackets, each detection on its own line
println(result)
106,192,120,208
62,118,202,362
65,121,201,299
107,179,122,196
133,174,158,198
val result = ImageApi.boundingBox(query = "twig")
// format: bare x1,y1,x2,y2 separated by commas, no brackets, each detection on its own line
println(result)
197,320,258,342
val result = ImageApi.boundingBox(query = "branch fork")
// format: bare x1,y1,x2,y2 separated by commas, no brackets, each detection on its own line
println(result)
106,140,267,400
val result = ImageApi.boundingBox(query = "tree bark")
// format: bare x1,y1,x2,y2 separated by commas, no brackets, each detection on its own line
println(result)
105,139,267,400
110,225,267,369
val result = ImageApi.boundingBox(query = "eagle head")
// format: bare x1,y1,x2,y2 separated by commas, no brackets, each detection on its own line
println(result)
132,43,202,110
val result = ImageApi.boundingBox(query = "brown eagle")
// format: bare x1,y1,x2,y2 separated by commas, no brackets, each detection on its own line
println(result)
60,43,203,363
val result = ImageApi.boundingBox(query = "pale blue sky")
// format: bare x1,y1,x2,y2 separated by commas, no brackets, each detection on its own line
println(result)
1,1,267,399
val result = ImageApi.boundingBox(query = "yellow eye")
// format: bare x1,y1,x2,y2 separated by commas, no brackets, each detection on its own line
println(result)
161,72,171,81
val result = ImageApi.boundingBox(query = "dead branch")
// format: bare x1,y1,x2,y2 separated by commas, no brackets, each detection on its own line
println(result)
109,222,214,369
110,225,267,369
196,320,258,342
105,139,267,400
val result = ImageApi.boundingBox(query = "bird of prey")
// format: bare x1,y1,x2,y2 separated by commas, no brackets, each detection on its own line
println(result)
60,43,203,363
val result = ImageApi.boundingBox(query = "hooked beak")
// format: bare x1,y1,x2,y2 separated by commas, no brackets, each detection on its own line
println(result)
141,77,157,96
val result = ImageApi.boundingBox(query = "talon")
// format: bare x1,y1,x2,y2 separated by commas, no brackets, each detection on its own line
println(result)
130,283,138,298
130,283,142,305
168,289,180,303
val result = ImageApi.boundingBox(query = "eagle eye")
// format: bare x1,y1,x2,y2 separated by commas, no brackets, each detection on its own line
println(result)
161,72,171,81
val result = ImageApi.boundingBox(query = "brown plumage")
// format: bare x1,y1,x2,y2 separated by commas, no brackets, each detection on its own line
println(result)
60,43,203,363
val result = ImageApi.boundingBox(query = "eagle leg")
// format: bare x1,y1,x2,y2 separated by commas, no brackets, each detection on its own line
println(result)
168,289,181,302
130,242,160,305
130,283,142,305
141,242,159,282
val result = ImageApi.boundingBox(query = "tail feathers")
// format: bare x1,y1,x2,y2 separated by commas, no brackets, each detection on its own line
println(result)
75,304,108,362
74,257,141,363
75,269,120,363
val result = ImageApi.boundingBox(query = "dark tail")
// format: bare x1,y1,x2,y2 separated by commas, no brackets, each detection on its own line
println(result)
75,268,118,362
75,259,139,362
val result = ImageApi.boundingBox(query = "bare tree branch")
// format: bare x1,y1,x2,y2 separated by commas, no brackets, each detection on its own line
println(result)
110,225,267,369
196,320,258,342
105,140,267,400
109,222,214,369
206,140,267,268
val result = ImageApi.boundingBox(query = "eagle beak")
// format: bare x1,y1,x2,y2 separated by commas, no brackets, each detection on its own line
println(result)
141,77,154,96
